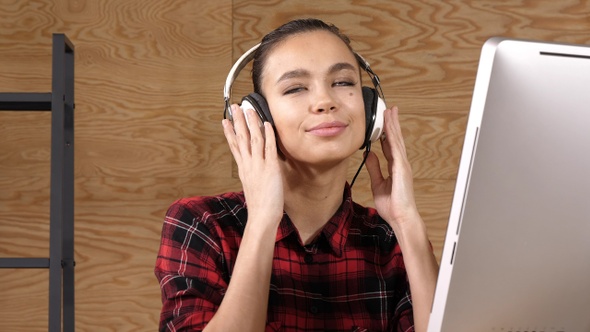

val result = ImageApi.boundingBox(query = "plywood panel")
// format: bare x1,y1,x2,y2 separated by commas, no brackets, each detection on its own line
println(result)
1,0,234,330
1,0,235,179
0,176,50,257
0,270,49,331
1,0,589,330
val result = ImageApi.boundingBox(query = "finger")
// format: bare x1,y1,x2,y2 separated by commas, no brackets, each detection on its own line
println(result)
382,106,410,173
247,108,265,159
380,108,394,172
232,106,252,156
388,106,408,158
384,107,416,183
364,151,385,190
222,118,242,164
263,122,277,159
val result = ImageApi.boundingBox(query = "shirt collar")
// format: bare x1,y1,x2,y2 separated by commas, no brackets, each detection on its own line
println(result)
275,184,354,257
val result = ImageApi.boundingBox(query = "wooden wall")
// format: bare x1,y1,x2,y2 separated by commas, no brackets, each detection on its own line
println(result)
1,0,588,330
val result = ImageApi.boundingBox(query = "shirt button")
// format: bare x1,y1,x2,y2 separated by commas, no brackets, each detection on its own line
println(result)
304,254,313,264
309,305,319,314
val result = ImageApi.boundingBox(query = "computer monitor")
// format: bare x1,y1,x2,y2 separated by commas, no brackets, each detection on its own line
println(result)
428,37,590,332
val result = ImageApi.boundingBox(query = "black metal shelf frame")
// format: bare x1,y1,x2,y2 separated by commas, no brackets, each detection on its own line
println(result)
0,34,75,332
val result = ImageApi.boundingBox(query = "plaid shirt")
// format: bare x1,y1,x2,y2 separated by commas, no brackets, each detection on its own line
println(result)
155,185,414,332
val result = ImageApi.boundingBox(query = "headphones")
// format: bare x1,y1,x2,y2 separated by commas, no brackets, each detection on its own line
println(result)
223,43,386,149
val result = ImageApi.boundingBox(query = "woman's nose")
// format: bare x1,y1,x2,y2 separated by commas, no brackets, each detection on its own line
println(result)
312,86,337,113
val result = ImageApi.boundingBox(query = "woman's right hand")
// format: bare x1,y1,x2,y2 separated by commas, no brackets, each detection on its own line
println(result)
207,105,283,332
222,104,284,228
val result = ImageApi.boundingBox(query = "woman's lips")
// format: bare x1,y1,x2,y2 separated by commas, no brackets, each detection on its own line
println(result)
306,121,348,137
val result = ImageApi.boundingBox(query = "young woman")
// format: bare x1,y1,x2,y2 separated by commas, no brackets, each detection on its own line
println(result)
155,18,438,332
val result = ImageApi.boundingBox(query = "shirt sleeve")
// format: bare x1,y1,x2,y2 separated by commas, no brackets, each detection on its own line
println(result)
154,199,228,332
390,288,414,332
389,241,415,332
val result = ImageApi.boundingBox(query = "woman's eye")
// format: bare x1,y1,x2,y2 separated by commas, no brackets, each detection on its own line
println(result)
284,86,305,95
334,80,355,87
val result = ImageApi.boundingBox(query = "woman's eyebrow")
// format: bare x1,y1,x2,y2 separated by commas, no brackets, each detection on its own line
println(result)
276,62,357,84
276,69,310,83
328,62,357,74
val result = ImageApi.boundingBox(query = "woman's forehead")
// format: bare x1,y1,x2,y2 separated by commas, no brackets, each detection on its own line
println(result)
262,31,359,77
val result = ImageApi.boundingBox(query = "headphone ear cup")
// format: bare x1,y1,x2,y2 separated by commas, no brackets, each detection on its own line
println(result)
372,95,386,141
361,87,377,149
361,86,386,149
241,92,274,126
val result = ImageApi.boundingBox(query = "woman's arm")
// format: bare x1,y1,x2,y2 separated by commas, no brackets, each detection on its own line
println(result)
388,212,438,332
203,216,278,331
365,106,439,332
204,106,284,331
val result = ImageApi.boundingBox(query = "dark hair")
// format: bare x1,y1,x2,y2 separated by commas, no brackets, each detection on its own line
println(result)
252,18,354,94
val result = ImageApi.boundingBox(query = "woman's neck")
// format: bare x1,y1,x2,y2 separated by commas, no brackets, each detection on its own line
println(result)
280,160,349,245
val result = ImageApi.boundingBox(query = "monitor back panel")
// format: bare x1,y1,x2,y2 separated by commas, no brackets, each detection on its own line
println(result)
428,38,590,332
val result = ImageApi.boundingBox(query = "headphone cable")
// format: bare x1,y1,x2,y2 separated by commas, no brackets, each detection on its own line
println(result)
350,141,371,188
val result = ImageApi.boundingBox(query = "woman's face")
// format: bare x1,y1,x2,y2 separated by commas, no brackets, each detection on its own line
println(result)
261,30,366,167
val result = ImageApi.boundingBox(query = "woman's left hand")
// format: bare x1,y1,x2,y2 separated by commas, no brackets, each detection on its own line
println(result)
365,106,421,231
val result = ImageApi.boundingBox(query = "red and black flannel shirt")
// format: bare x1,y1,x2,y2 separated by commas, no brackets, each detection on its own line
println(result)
155,185,414,331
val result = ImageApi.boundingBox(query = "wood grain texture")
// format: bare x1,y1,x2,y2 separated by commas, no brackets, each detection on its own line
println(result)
1,0,589,330
0,269,49,331
0,176,50,257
